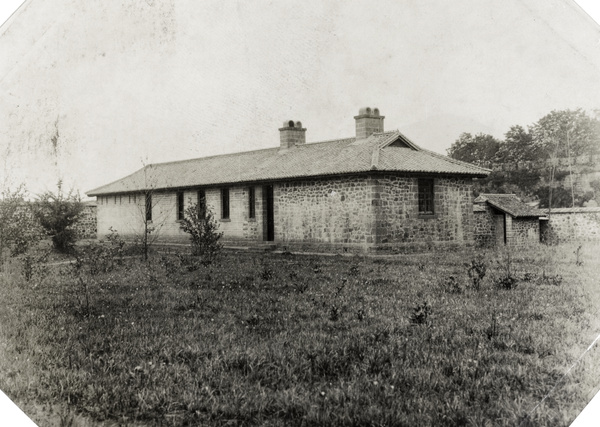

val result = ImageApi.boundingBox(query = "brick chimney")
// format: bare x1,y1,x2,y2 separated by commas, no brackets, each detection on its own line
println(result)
279,120,306,149
354,107,384,139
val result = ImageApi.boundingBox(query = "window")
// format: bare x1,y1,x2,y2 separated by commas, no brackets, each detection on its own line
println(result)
177,191,184,220
145,193,152,222
248,187,256,219
197,190,206,218
418,178,434,215
221,188,230,219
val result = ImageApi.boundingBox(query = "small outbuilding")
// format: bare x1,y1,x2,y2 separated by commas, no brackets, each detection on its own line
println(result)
473,194,544,247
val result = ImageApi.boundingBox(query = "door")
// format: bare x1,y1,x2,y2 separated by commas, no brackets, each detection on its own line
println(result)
494,214,506,245
263,185,274,241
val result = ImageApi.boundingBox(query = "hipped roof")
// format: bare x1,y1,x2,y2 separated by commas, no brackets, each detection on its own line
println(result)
87,130,490,196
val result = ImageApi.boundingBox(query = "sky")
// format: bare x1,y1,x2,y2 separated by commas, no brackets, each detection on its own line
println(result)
7,1,599,28
0,0,599,197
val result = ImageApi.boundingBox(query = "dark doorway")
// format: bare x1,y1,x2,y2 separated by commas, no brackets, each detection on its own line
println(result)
263,185,274,241
494,214,506,245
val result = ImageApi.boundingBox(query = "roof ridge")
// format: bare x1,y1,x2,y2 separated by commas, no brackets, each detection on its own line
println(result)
419,148,492,173
140,136,358,169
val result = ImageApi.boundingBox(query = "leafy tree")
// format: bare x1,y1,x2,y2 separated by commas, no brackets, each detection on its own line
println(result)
535,185,577,209
495,125,540,163
33,182,84,253
179,202,223,265
530,109,600,159
447,133,501,165
0,185,42,268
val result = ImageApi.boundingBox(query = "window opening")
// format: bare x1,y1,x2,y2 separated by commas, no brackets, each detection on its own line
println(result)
221,188,230,219
248,187,256,219
177,191,184,220
418,179,434,215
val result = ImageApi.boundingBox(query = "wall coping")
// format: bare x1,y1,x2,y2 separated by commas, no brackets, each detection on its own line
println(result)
544,207,600,214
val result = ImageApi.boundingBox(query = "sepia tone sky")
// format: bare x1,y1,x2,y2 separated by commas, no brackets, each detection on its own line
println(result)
0,0,599,197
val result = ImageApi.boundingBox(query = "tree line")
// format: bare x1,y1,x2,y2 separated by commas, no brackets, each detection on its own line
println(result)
447,109,600,208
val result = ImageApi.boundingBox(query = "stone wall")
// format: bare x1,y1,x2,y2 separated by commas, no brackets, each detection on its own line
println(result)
374,175,475,249
74,204,97,239
275,174,476,251
541,207,600,243
473,205,496,247
274,176,373,248
95,173,477,251
507,216,539,247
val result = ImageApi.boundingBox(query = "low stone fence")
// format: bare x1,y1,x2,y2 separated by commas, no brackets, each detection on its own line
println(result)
541,207,600,243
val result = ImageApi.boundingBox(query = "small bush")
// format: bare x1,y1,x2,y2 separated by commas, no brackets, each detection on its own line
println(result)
74,228,125,276
494,275,518,290
466,254,487,290
409,301,431,325
494,251,518,290
329,304,340,321
33,182,84,253
260,263,274,281
179,202,223,265
20,252,50,285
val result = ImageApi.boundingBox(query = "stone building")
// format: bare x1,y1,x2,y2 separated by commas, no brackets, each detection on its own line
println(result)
87,108,490,251
473,194,544,247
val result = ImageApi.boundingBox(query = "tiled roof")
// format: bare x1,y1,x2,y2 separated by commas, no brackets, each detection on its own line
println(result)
474,194,543,218
87,131,490,196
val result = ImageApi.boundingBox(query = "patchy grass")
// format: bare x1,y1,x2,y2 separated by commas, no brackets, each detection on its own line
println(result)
1,243,600,426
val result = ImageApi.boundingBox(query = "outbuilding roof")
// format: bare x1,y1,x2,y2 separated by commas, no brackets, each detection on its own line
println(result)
87,130,490,196
474,194,543,218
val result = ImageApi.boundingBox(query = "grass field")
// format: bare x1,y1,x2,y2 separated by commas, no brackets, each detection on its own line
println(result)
0,242,599,426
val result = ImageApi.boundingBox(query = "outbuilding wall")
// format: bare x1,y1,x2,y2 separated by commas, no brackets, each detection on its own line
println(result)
473,205,496,247
506,216,539,246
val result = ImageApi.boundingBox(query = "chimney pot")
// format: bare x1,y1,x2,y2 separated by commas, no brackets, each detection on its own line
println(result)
354,107,385,139
279,120,306,149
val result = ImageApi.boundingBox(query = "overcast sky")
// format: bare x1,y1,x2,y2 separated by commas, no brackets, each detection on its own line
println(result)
2,0,600,24
0,0,599,196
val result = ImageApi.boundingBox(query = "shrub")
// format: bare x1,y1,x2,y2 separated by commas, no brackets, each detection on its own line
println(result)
0,185,42,267
20,252,50,285
179,202,223,265
409,301,431,325
466,254,487,290
493,251,518,290
74,228,125,275
33,182,84,253
495,275,518,290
